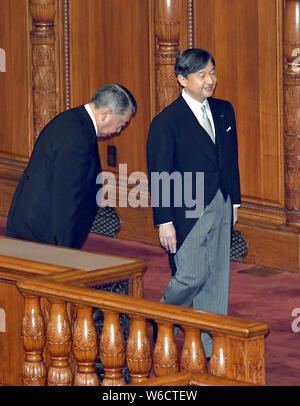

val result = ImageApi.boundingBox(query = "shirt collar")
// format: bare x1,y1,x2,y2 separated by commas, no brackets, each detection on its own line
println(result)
182,89,209,110
84,103,98,136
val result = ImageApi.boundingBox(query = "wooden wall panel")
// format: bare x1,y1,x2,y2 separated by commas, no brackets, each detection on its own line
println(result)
0,0,32,161
194,0,284,208
69,0,151,176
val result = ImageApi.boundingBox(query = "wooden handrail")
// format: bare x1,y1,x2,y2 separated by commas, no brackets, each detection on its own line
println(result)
17,277,269,386
17,278,268,339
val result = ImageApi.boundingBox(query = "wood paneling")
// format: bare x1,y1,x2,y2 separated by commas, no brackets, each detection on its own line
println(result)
0,0,32,162
69,0,151,176
194,0,284,208
1,0,300,272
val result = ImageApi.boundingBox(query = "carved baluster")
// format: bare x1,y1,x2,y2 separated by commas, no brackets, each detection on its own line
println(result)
209,333,227,377
21,295,46,386
73,306,99,386
153,322,179,377
47,300,72,386
284,0,300,225
29,0,57,141
127,317,152,384
100,311,125,386
180,327,206,374
154,0,181,113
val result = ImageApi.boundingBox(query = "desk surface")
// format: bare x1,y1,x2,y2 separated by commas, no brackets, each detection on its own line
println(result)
0,237,135,272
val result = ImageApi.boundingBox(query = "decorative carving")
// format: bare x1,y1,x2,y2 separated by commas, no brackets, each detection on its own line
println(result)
154,0,181,113
21,295,46,386
127,317,151,383
187,0,194,48
46,300,72,386
209,333,228,377
180,328,206,374
153,322,179,376
284,0,300,225
62,0,71,110
73,306,99,386
100,311,125,386
29,0,57,141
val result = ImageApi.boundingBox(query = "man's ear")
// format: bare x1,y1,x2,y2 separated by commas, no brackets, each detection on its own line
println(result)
177,74,187,88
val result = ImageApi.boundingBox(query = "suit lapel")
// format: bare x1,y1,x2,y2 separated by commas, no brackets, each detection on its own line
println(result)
177,96,217,160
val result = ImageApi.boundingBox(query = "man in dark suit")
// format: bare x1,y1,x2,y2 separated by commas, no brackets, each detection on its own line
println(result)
6,84,136,248
147,48,241,357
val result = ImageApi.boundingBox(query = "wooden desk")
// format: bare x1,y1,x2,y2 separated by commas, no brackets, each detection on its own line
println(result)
0,236,146,385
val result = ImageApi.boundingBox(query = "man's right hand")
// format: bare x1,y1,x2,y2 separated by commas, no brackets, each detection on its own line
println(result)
159,223,177,254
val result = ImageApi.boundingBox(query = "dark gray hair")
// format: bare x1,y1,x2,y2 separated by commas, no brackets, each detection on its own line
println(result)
91,84,137,115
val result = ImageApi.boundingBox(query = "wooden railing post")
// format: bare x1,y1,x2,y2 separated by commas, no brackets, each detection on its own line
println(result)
180,327,206,374
209,333,227,377
47,300,72,386
225,335,265,385
127,316,152,383
153,322,179,377
100,311,125,386
21,295,46,386
73,305,99,386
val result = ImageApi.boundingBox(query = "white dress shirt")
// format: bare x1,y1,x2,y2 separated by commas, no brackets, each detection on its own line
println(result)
182,89,216,138
84,103,98,136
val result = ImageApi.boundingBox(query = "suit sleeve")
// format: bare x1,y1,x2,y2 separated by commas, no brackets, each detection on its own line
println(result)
51,128,96,247
147,115,176,226
228,102,241,205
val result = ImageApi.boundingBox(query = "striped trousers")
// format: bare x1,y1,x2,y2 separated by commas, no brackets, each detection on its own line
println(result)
161,189,232,357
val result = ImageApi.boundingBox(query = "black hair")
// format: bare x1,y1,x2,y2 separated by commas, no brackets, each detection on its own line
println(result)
175,48,215,78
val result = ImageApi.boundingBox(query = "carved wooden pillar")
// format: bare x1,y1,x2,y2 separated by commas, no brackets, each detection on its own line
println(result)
209,333,227,378
180,328,206,374
154,0,181,113
153,322,179,376
47,300,72,386
21,295,46,386
100,311,125,386
284,0,300,225
73,306,99,386
127,316,152,383
29,0,57,141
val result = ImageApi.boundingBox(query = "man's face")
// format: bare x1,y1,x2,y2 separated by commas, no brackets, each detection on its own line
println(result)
178,60,217,102
97,108,132,137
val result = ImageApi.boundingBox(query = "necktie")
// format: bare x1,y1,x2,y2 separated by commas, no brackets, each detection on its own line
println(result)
201,105,215,143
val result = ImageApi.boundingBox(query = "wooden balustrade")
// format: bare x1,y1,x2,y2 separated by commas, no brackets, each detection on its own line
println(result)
17,278,269,386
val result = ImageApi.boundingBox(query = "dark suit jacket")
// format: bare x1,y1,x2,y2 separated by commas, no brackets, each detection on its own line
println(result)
147,95,241,250
6,105,101,248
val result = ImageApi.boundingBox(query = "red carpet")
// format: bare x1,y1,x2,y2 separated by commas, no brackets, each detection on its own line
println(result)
1,216,299,386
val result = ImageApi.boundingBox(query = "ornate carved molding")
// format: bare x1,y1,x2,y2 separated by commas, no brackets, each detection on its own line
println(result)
154,0,181,113
62,0,71,110
284,0,300,225
29,0,57,141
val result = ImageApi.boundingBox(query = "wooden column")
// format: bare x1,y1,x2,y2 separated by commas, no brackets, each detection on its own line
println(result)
100,311,125,386
47,300,72,386
127,316,152,383
180,328,206,374
21,295,46,386
153,322,179,377
154,0,181,113
284,0,300,225
73,306,99,386
29,0,57,141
